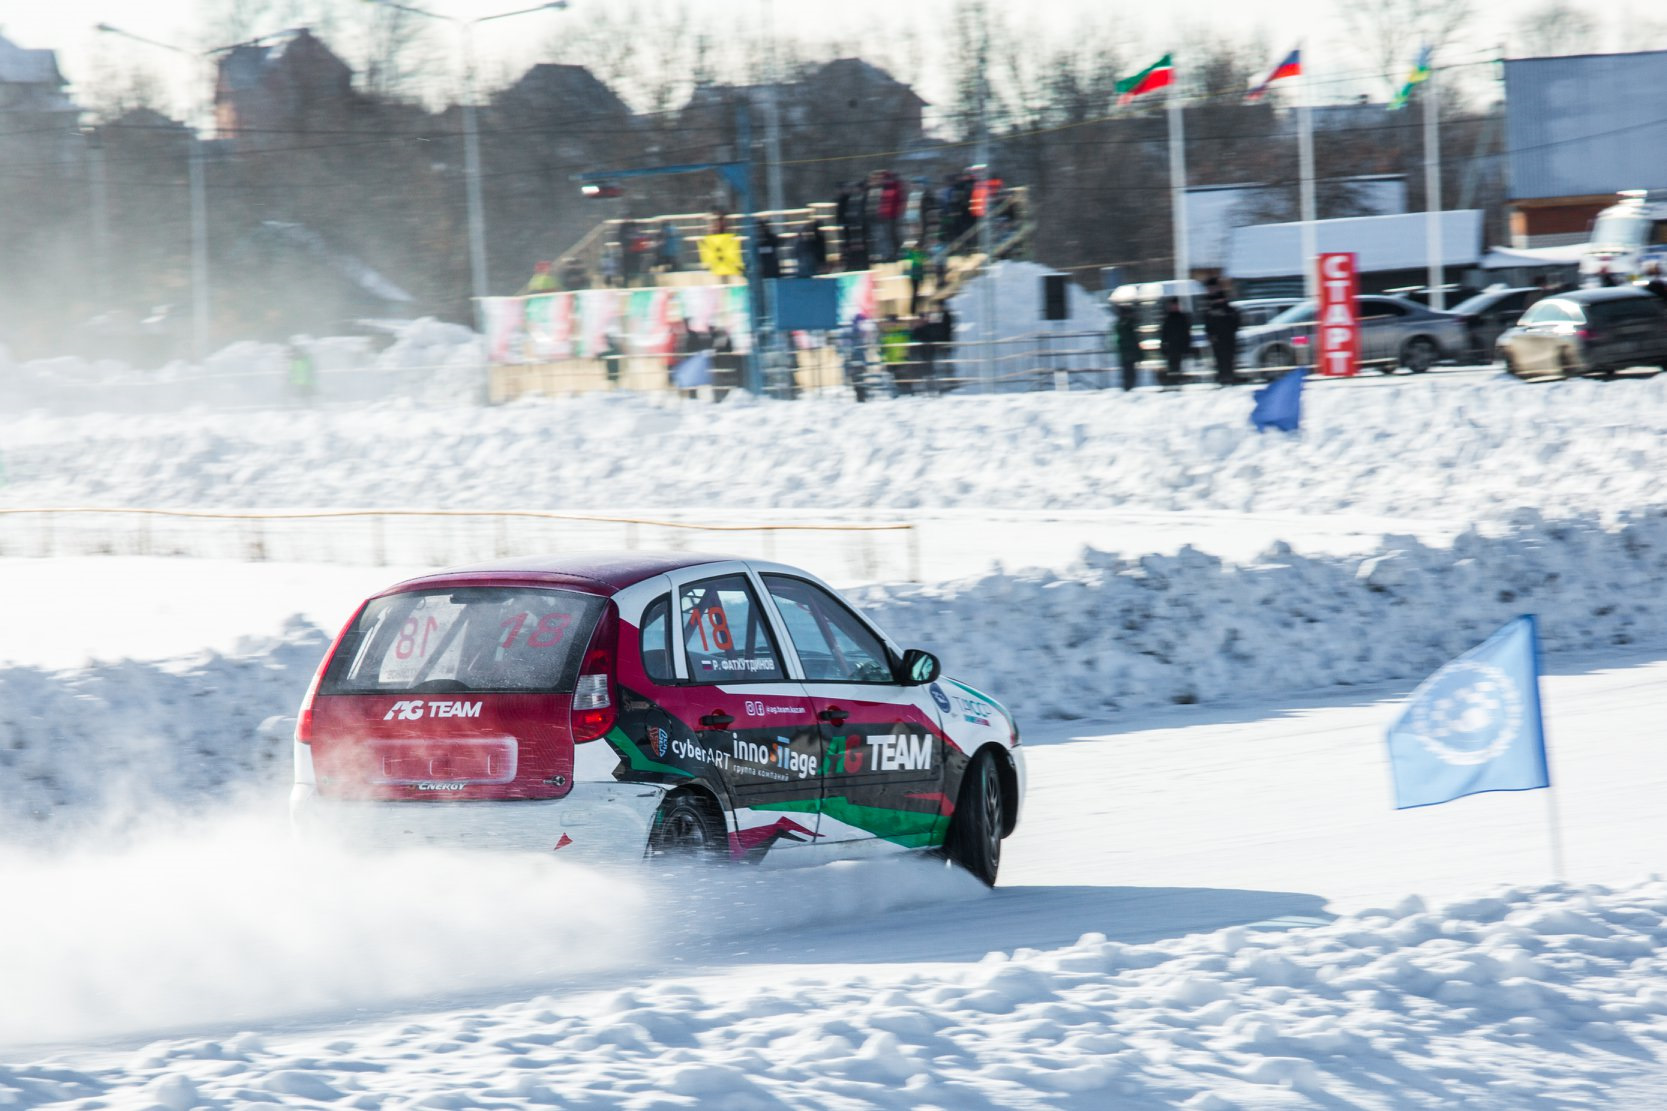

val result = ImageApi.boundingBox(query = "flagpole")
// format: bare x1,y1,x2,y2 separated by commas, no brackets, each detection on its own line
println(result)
1423,59,1444,310
1528,613,1567,881
1168,57,1191,307
1297,43,1317,300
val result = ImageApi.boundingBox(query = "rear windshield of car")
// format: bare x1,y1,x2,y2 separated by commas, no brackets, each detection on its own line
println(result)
321,586,604,695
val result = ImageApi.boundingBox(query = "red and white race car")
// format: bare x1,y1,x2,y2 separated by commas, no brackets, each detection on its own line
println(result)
291,553,1024,884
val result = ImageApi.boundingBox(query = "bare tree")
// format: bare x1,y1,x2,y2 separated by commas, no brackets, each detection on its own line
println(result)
1336,0,1474,98
1512,1,1601,57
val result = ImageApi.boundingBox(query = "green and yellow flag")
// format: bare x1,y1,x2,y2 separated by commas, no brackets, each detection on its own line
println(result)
1389,46,1432,111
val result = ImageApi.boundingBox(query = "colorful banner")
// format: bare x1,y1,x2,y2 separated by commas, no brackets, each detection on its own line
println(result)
480,281,762,366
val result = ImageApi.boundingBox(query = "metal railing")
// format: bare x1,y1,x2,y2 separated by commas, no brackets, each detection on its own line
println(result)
0,506,923,582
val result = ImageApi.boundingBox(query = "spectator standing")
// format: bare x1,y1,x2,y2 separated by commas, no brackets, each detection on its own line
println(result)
904,241,927,316
796,221,827,276
879,172,905,263
559,256,587,290
756,220,781,280
1158,297,1192,389
1114,301,1141,392
521,260,557,294
879,313,912,393
287,339,316,405
1203,290,1241,386
656,222,682,273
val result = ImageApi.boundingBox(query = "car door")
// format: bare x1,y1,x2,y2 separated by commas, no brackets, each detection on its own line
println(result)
664,567,825,860
758,572,950,852
1357,298,1407,365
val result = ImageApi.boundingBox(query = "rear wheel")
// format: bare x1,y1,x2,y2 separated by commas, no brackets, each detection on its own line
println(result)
1257,345,1296,371
1401,337,1439,374
946,750,1004,886
647,792,724,861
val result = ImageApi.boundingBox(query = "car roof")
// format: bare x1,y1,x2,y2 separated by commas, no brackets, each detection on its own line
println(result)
381,551,746,595
1548,285,1658,303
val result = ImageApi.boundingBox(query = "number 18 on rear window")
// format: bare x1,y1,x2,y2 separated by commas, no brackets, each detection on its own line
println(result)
1317,252,1359,377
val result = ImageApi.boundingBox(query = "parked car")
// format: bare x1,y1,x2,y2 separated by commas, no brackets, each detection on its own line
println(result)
1495,286,1667,379
1231,296,1304,329
291,553,1025,885
1238,294,1471,374
1449,285,1540,361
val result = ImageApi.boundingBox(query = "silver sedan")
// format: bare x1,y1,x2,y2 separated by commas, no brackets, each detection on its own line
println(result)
1239,295,1472,374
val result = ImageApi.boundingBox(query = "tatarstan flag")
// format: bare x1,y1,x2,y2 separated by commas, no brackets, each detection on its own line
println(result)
1116,54,1173,105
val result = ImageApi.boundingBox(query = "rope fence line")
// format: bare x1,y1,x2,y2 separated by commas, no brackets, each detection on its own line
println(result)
0,507,924,582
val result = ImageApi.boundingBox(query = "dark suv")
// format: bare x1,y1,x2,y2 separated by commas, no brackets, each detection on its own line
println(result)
1496,286,1667,378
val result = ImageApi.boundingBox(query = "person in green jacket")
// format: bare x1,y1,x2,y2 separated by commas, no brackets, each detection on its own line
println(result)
880,313,915,394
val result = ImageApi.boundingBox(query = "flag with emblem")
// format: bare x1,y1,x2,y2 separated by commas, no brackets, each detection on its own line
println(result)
1116,54,1174,105
1385,615,1549,809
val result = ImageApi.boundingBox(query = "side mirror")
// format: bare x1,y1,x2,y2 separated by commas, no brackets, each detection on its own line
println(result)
898,648,940,685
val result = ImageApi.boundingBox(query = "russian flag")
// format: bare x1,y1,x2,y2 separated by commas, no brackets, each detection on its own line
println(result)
1247,48,1302,102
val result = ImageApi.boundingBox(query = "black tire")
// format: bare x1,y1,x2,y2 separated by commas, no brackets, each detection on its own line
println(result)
1501,353,1521,378
946,750,1004,887
646,792,724,861
1257,345,1296,370
1401,337,1439,374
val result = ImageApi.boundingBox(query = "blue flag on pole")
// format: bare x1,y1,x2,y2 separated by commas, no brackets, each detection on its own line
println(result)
671,348,714,388
1385,615,1549,810
1250,367,1307,432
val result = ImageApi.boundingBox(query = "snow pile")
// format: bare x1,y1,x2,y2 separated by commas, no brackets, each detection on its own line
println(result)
5,374,1667,528
0,618,326,839
8,878,1667,1104
0,318,482,415
862,509,1667,717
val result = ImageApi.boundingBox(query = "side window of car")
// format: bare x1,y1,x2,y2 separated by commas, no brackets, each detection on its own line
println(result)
678,574,785,683
640,595,673,682
762,575,894,684
1520,300,1571,325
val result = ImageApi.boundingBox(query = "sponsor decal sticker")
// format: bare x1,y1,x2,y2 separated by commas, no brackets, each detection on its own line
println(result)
825,733,935,774
744,699,804,717
415,781,467,791
671,738,730,769
732,736,816,780
383,699,483,721
648,726,669,759
929,683,953,714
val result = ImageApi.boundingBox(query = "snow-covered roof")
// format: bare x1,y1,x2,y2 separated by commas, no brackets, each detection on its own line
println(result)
0,34,64,86
1226,210,1483,278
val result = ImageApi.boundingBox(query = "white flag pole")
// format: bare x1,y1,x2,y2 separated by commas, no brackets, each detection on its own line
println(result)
1168,58,1191,309
1423,58,1445,310
1297,44,1318,299
1530,614,1567,881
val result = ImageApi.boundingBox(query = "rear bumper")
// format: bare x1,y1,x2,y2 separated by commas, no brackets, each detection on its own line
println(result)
289,781,670,860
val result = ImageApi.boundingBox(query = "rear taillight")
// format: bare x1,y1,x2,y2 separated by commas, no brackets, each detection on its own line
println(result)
1577,327,1603,343
297,602,366,746
569,605,618,742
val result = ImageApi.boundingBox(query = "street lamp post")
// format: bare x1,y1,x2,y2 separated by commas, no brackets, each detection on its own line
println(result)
95,23,213,360
365,1,570,328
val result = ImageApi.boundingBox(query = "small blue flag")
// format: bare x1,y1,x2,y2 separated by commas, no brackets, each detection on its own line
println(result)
671,348,714,388
1386,615,1549,810
1250,367,1307,432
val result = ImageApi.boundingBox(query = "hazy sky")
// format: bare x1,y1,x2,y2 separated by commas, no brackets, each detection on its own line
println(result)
2,0,1646,122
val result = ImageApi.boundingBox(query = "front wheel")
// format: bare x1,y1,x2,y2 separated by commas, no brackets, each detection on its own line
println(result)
1401,337,1439,374
646,792,724,862
946,750,1004,886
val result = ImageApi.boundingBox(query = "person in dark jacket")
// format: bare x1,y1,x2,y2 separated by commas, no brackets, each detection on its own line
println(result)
1113,301,1141,391
1158,297,1192,389
1203,290,1241,386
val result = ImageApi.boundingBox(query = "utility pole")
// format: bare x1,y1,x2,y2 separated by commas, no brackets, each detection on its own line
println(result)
976,9,996,392
1424,62,1444,310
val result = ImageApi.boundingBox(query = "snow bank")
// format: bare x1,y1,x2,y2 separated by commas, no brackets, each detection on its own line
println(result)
0,318,482,415
4,373,1666,530
8,878,1667,1104
7,512,1667,835
861,508,1667,717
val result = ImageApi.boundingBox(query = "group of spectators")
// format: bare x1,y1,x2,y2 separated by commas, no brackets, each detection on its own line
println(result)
829,168,1017,275
1113,277,1244,392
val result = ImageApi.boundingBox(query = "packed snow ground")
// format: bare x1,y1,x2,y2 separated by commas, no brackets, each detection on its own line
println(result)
6,363,1667,1106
